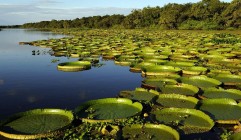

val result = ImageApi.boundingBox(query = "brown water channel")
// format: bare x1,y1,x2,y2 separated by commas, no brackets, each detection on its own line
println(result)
0,29,142,120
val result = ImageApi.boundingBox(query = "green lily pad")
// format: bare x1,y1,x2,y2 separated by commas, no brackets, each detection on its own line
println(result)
159,83,199,96
229,132,241,140
122,124,179,140
180,75,221,89
75,98,143,122
143,74,181,79
142,78,177,89
0,109,73,139
202,88,241,100
119,88,159,102
143,59,167,64
165,61,194,68
156,94,199,108
57,61,91,72
182,66,207,75
213,74,241,86
198,98,241,121
130,62,155,73
142,65,181,76
201,54,225,61
151,108,214,134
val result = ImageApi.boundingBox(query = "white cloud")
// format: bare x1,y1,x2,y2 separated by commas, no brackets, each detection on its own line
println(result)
0,3,133,25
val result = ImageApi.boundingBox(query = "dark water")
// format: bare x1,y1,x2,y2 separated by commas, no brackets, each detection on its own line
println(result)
0,29,142,120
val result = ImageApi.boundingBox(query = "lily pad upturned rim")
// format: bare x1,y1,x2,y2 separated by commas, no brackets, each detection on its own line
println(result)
202,88,241,100
199,98,238,106
213,74,241,85
156,93,199,108
0,109,74,140
159,83,199,96
57,61,91,72
142,65,181,73
74,98,143,123
122,123,180,140
142,78,177,89
151,107,215,134
180,75,222,88
198,98,241,122
119,88,159,102
182,66,207,75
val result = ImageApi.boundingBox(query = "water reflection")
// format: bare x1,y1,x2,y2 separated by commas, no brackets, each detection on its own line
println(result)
0,80,4,85
27,96,37,103
6,89,17,96
0,29,142,120
78,91,87,100
31,49,53,55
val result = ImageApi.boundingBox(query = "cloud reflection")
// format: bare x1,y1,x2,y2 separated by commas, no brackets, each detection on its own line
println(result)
27,96,37,103
78,92,87,100
0,80,4,85
6,89,17,96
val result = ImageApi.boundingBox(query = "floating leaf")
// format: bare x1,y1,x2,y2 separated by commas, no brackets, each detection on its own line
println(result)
156,94,199,108
198,98,241,121
119,88,159,102
229,132,241,140
180,75,221,89
142,65,181,76
75,98,143,122
202,88,241,100
142,78,177,89
130,62,155,73
182,66,207,75
213,74,241,86
0,109,73,139
151,108,214,134
159,83,199,96
165,61,194,68
122,124,179,140
57,61,91,72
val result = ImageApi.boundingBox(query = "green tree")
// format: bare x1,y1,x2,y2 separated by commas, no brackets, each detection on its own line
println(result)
222,0,241,28
159,3,185,29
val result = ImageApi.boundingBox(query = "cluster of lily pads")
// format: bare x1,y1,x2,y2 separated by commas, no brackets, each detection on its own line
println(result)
1,29,241,139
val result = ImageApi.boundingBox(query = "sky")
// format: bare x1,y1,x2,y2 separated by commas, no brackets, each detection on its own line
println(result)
0,0,232,25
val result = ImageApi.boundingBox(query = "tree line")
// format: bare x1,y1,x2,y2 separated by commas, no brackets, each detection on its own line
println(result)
0,25,21,28
22,0,241,30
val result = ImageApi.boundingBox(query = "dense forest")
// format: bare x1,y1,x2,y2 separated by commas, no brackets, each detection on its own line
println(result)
22,0,241,30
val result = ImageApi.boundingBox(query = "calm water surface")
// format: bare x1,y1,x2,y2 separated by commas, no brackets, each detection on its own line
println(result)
0,29,142,120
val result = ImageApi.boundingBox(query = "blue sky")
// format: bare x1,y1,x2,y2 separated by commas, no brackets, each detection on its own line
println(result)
0,0,232,25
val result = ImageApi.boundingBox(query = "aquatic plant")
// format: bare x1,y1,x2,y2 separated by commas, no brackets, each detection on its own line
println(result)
0,109,73,139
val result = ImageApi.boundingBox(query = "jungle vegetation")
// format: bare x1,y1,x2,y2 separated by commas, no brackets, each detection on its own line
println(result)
22,0,241,30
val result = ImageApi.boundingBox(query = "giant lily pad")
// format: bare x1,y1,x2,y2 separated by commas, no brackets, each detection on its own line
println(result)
119,88,159,102
57,61,91,72
151,108,214,134
202,88,241,100
75,98,143,122
182,66,207,75
122,124,179,140
229,132,241,140
159,83,199,96
142,78,177,89
180,75,221,89
156,94,199,108
213,74,241,86
130,62,155,73
142,65,181,76
0,109,73,139
198,98,241,121
165,61,194,68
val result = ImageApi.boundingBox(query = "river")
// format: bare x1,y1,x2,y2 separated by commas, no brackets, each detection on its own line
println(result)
0,29,142,119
